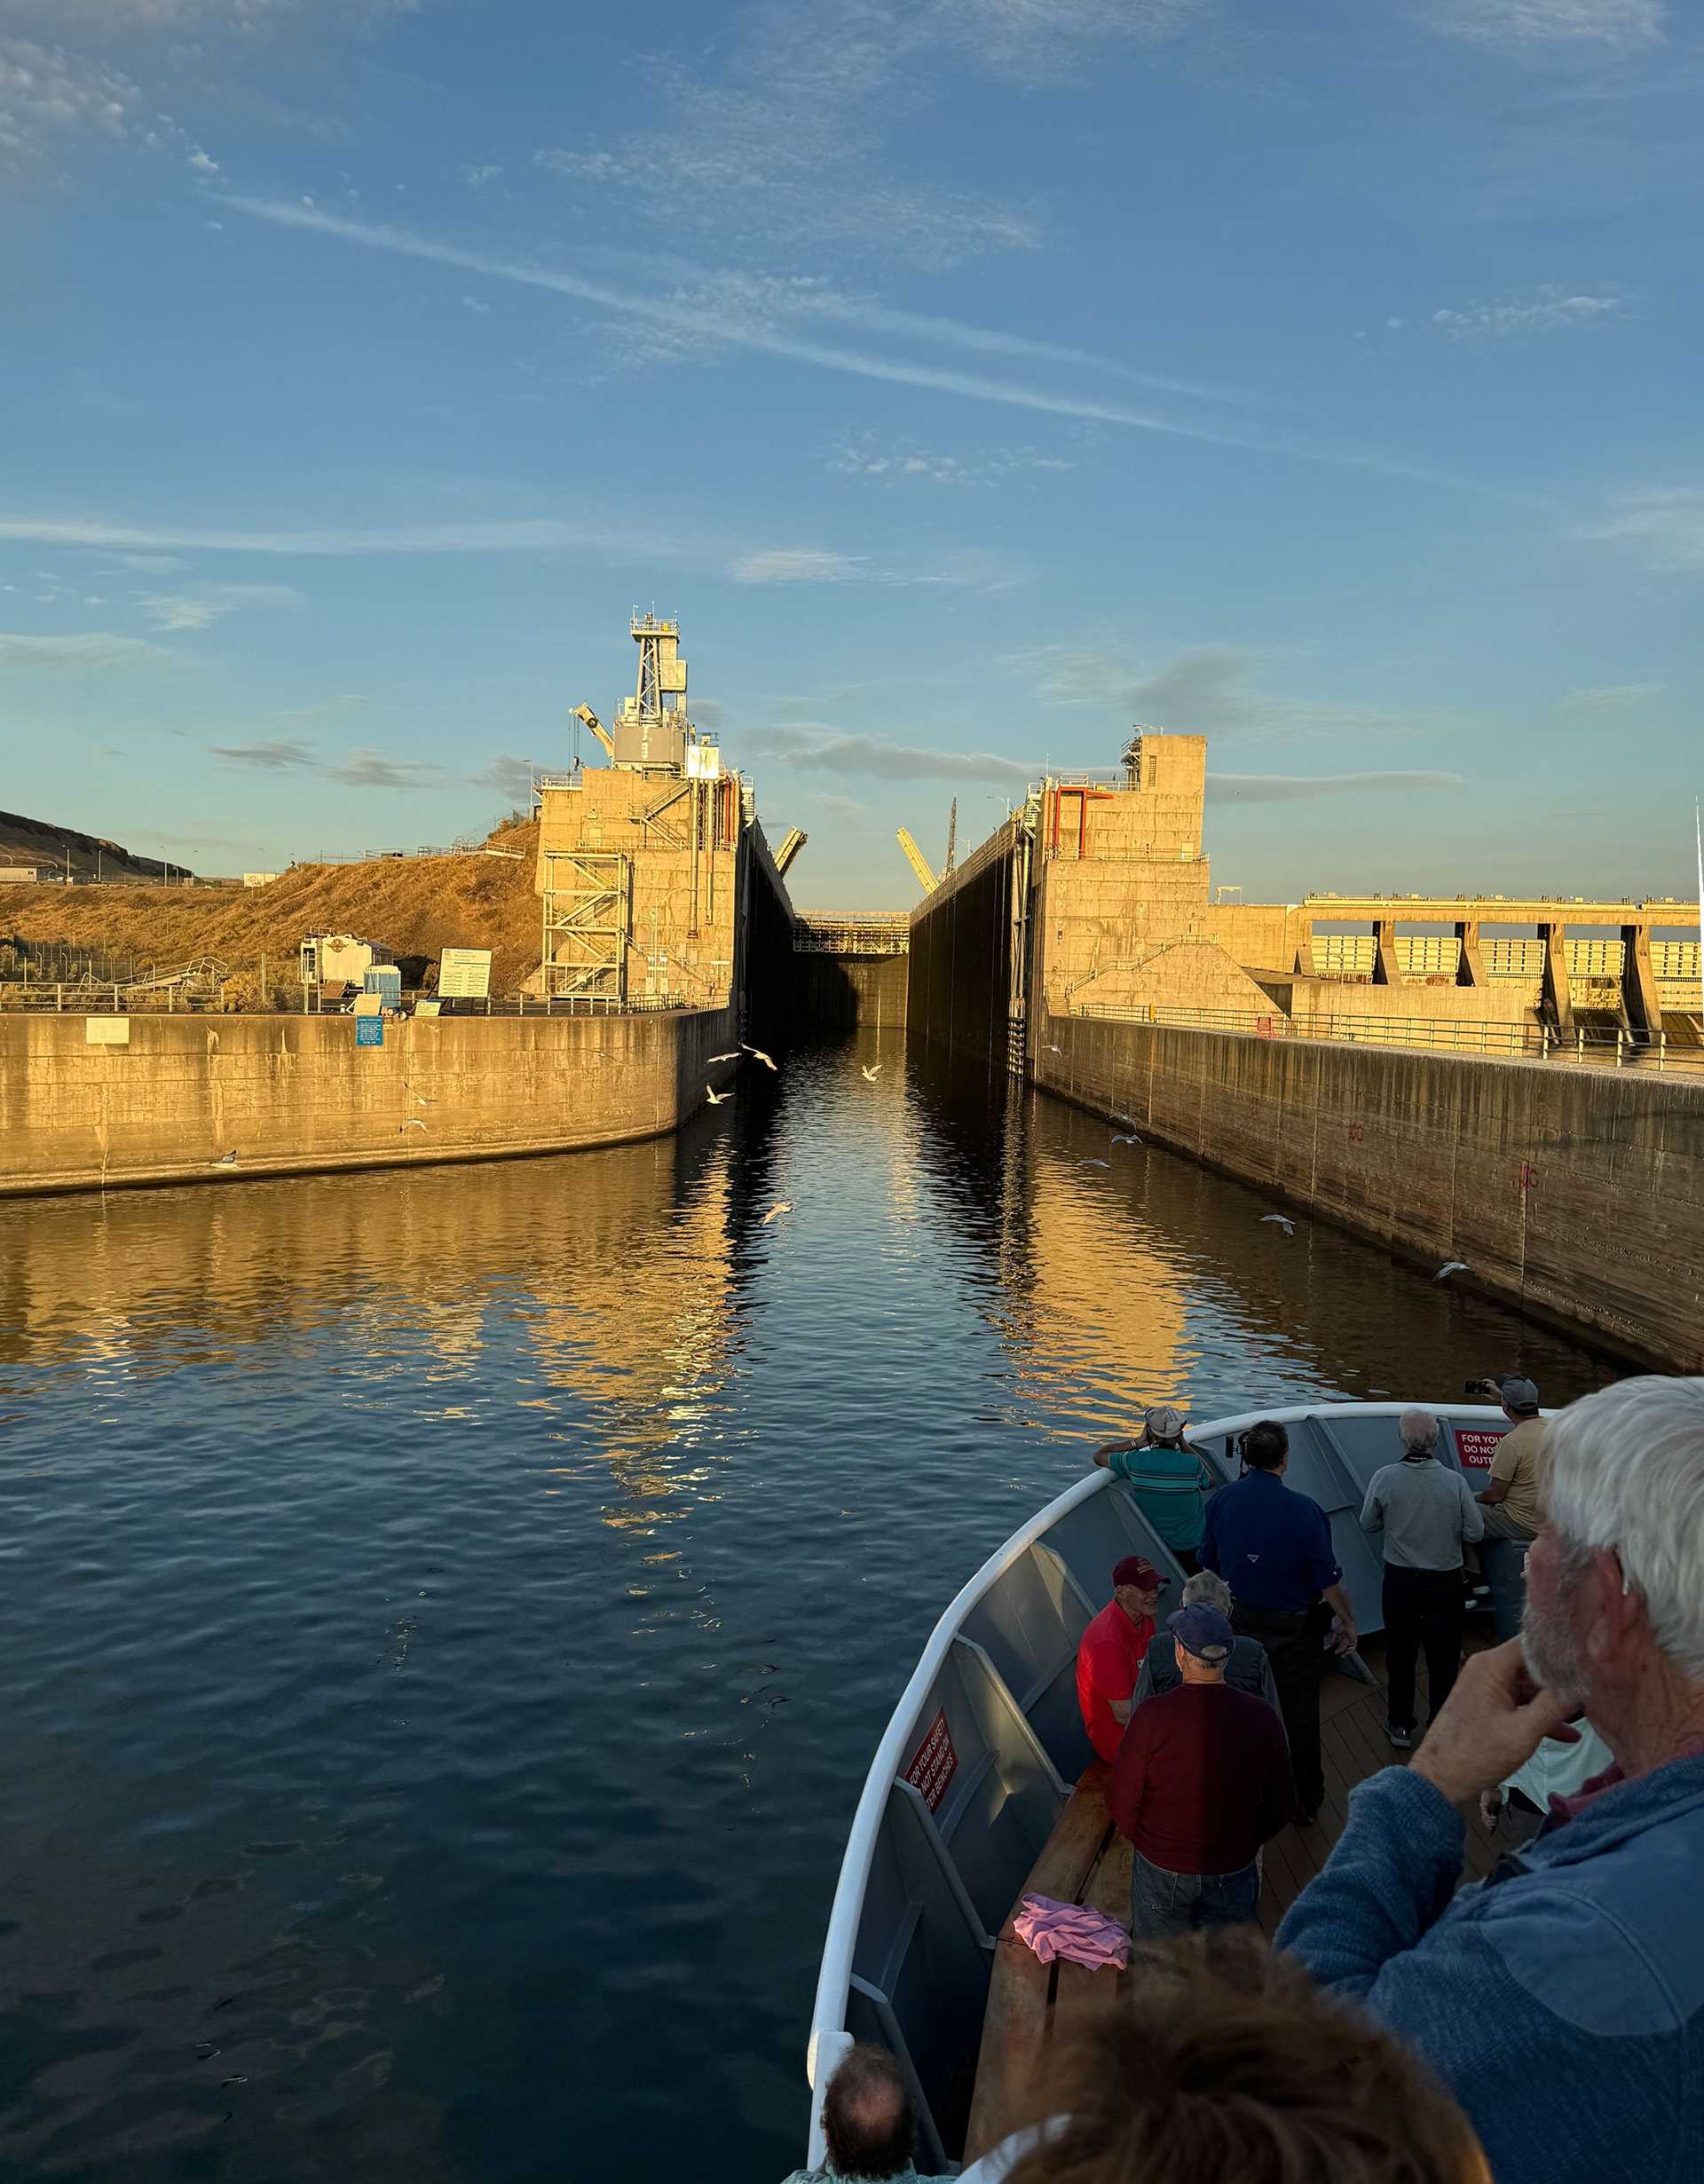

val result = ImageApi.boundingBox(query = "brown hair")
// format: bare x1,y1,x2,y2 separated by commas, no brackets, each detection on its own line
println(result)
1005,1932,1487,2184
1239,1421,1290,1472
821,2044,918,2181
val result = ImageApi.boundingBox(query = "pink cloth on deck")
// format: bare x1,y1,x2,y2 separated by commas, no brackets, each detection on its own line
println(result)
1012,1891,1129,1971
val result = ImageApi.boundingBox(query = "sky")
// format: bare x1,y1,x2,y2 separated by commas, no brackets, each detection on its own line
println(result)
1,0,1700,909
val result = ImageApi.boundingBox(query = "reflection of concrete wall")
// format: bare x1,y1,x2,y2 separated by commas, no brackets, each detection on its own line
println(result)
0,1005,742,1198
791,954,908,1031
1037,1012,1704,1371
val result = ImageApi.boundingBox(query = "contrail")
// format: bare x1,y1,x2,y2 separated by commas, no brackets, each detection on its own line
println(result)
219,196,1537,498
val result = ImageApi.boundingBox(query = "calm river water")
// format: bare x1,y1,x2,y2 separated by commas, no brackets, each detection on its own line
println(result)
0,1029,1615,2184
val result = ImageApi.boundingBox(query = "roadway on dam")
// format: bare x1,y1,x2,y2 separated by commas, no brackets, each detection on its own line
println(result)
0,1029,1616,2184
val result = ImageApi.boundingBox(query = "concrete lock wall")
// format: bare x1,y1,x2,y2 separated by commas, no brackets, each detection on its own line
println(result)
791,953,909,1033
907,823,1021,1065
0,1006,743,1198
1037,1012,1704,1372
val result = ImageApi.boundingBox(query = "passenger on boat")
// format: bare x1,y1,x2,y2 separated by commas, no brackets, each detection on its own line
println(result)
1090,1406,1218,1573
1129,1569,1282,1719
955,1930,1489,2184
1073,1557,1161,1763
1199,1420,1356,1825
785,2043,955,2184
1475,1376,1548,1542
1108,1604,1292,1938
1360,1408,1485,1752
1278,1375,1704,2184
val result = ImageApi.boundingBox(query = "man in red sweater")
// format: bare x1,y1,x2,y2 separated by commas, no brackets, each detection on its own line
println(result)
1075,1556,1162,1763
1109,1604,1293,1937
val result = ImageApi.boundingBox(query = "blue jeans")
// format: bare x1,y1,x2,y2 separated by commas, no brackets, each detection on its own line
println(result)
1130,1850,1259,1939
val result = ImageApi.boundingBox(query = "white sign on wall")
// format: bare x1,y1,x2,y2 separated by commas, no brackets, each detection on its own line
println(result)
438,948,493,999
86,1017,130,1045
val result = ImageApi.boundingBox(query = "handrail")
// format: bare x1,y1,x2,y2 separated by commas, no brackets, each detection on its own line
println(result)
803,1399,1519,2164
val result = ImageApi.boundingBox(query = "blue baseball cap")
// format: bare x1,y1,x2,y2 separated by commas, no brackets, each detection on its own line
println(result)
1168,1604,1234,1664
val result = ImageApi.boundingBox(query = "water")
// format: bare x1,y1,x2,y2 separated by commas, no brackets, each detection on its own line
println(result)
0,1030,1616,2183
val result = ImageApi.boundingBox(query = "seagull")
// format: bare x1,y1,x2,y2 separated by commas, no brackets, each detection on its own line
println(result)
706,1085,731,1105
400,1118,428,1131
1261,1214,1296,1234
744,1045,778,1071
1111,1132,1142,1147
1080,1157,1110,1169
210,1150,238,1167
1047,1044,1062,1054
401,1081,433,1106
861,1063,881,1081
708,1052,741,1063
1435,1260,1471,1282
761,1200,793,1225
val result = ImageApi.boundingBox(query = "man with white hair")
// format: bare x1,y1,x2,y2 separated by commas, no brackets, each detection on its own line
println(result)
1360,1408,1485,1750
1130,1569,1282,1718
1279,1376,1704,2184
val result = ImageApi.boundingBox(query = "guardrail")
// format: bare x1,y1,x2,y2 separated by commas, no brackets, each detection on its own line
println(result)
0,984,714,1019
1067,1000,1704,1072
794,913,911,956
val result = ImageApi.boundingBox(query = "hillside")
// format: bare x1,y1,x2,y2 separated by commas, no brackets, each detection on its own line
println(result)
0,808,186,884
0,819,542,1005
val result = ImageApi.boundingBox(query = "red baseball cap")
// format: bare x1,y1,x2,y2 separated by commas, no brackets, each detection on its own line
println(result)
1113,1556,1161,1591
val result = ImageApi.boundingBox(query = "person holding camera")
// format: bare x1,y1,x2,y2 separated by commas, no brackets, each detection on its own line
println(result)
1473,1376,1548,1542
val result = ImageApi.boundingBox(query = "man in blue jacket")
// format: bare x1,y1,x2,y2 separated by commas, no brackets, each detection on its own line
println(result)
1279,1376,1704,2184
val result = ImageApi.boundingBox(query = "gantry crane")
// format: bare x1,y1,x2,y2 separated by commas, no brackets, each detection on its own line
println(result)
943,798,958,880
572,703,615,761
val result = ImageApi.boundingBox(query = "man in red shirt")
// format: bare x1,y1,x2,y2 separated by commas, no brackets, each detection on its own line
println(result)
1109,1604,1293,1937
1075,1556,1162,1762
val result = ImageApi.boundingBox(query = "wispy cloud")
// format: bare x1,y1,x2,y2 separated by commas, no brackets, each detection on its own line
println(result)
1432,1,1665,47
1014,643,1416,744
110,552,189,572
471,753,539,800
1559,680,1665,710
0,630,178,672
0,40,138,173
325,749,438,789
0,511,690,559
1432,287,1623,337
1581,485,1704,571
741,722,1038,786
1206,770,1463,802
830,436,1077,485
218,197,1510,495
209,737,316,770
275,692,372,724
730,542,1030,591
138,581,305,629
731,548,864,585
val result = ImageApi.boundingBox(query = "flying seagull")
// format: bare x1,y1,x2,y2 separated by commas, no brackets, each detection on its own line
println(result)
706,1085,731,1105
744,1045,778,1071
761,1200,793,1225
1261,1214,1295,1234
1112,1132,1142,1147
1080,1157,1111,1169
708,1052,741,1063
861,1063,881,1081
1435,1260,1470,1282
210,1150,238,1167
401,1080,433,1106
400,1118,427,1131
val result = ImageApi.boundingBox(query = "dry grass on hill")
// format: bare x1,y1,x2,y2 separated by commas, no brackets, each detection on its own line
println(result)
0,819,543,1004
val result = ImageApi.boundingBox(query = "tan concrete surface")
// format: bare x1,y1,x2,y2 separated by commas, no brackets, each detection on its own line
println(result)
1037,1012,1704,1372
0,1005,743,1198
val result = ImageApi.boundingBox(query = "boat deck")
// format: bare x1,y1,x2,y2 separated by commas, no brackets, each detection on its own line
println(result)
964,1636,1503,2163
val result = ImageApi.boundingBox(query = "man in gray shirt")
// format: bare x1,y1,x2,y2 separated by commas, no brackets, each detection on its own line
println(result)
1361,1409,1484,1752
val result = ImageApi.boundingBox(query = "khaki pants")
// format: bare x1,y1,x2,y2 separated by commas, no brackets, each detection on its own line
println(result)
1480,1503,1535,1544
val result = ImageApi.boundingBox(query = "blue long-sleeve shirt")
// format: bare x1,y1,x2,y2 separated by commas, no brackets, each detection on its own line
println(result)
1200,1469,1339,1612
1278,1754,1704,2184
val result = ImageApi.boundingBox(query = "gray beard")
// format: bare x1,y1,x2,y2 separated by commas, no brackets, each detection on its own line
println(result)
1521,1587,1589,1707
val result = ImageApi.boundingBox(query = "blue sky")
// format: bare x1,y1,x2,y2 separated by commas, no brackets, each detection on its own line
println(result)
1,0,1699,908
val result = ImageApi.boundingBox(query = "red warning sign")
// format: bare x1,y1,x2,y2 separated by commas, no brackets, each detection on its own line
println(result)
904,1708,958,1814
1455,1428,1508,1471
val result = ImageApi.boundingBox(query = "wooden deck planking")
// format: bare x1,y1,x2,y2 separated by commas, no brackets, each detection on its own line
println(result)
968,1630,1508,2149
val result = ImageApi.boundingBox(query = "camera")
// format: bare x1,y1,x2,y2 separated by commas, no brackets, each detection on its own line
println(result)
1463,1376,1505,1399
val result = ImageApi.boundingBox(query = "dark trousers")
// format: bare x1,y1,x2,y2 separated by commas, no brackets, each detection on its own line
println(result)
1383,1565,1466,1733
1232,1604,1321,1817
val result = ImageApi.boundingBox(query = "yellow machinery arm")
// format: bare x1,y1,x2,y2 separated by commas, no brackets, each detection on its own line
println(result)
775,827,807,877
572,703,615,761
895,827,937,894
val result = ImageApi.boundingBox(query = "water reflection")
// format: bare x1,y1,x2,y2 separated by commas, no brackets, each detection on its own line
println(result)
0,1028,1617,2184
